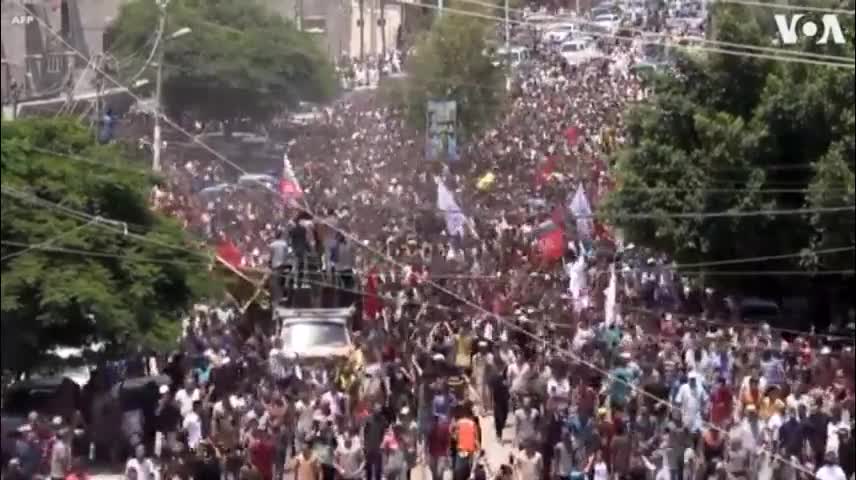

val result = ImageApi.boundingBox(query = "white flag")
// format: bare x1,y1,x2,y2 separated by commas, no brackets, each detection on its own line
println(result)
568,184,594,239
436,178,467,237
604,263,617,326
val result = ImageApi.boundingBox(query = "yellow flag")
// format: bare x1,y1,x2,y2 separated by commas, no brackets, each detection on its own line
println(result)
476,172,495,190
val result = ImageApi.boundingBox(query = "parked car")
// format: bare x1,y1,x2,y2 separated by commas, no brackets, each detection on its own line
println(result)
542,23,579,43
591,13,622,33
559,39,600,65
492,46,532,68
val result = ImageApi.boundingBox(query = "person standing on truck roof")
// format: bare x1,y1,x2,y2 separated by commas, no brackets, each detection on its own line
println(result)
269,229,291,307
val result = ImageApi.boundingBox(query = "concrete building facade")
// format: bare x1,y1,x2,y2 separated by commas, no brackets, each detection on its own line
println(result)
1,0,385,103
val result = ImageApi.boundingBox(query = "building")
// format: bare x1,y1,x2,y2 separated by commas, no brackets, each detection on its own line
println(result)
1,0,376,105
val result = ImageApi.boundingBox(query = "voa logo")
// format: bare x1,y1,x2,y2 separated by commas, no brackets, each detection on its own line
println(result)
774,14,847,45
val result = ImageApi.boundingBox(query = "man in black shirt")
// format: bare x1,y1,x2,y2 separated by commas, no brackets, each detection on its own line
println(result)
363,403,388,480
807,398,831,468
192,443,221,480
154,390,182,457
839,424,854,479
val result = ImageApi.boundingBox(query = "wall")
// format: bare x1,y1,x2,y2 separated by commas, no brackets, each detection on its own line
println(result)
1,0,352,102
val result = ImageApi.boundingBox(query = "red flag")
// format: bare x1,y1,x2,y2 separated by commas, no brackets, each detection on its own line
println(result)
279,178,303,202
538,227,565,262
594,220,615,244
216,240,244,270
565,126,580,146
363,269,382,321
535,156,557,186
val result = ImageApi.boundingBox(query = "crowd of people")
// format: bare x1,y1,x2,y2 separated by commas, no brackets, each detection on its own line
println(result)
4,10,855,480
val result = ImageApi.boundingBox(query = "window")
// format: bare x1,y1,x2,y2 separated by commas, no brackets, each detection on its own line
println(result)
281,322,348,350
46,54,63,73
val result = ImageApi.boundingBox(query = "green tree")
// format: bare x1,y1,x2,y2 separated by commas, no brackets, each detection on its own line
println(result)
604,2,854,298
110,0,335,125
397,3,505,135
1,118,215,373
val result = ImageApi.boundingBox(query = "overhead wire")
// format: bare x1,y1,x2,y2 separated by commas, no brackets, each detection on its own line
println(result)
0,219,98,262
452,0,856,63
1,187,214,263
397,0,856,68
8,4,843,472
3,233,850,346
713,0,856,15
624,304,856,342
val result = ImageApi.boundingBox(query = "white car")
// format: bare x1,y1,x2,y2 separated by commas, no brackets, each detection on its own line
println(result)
592,13,622,33
559,39,599,65
493,46,531,68
542,24,578,43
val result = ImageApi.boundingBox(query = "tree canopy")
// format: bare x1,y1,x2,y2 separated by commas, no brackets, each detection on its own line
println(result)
1,118,215,373
110,0,336,124
396,2,506,135
604,2,855,300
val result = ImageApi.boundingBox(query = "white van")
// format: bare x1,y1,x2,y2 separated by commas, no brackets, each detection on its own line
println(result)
493,46,531,68
559,39,598,65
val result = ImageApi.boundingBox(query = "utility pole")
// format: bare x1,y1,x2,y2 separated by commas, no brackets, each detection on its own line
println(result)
504,0,510,54
359,0,365,65
297,0,305,31
438,0,443,16
504,0,511,91
152,3,167,172
379,0,386,62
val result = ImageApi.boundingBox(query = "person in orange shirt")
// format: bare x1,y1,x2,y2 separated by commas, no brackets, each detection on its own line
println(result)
452,405,481,480
741,376,763,414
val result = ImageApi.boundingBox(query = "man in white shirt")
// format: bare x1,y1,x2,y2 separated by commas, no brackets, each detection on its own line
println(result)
174,378,200,416
816,451,847,480
49,428,71,480
125,444,158,480
182,402,203,451
675,372,706,433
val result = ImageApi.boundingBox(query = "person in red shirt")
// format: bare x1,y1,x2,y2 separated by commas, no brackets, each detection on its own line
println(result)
249,428,275,480
427,415,452,480
710,376,734,427
63,458,88,480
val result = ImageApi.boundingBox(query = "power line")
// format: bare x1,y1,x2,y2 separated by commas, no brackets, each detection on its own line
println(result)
19,145,153,176
0,219,98,262
454,0,856,63
5,10,827,471
0,240,210,268
402,0,856,70
397,0,855,68
1,187,213,263
713,0,856,15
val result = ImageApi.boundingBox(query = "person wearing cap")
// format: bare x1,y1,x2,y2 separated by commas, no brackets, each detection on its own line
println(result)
675,372,706,433
816,451,847,480
4,458,27,480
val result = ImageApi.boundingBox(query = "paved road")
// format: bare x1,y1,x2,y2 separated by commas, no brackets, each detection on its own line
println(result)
411,413,515,480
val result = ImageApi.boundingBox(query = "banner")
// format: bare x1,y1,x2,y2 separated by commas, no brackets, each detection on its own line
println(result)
426,100,458,162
